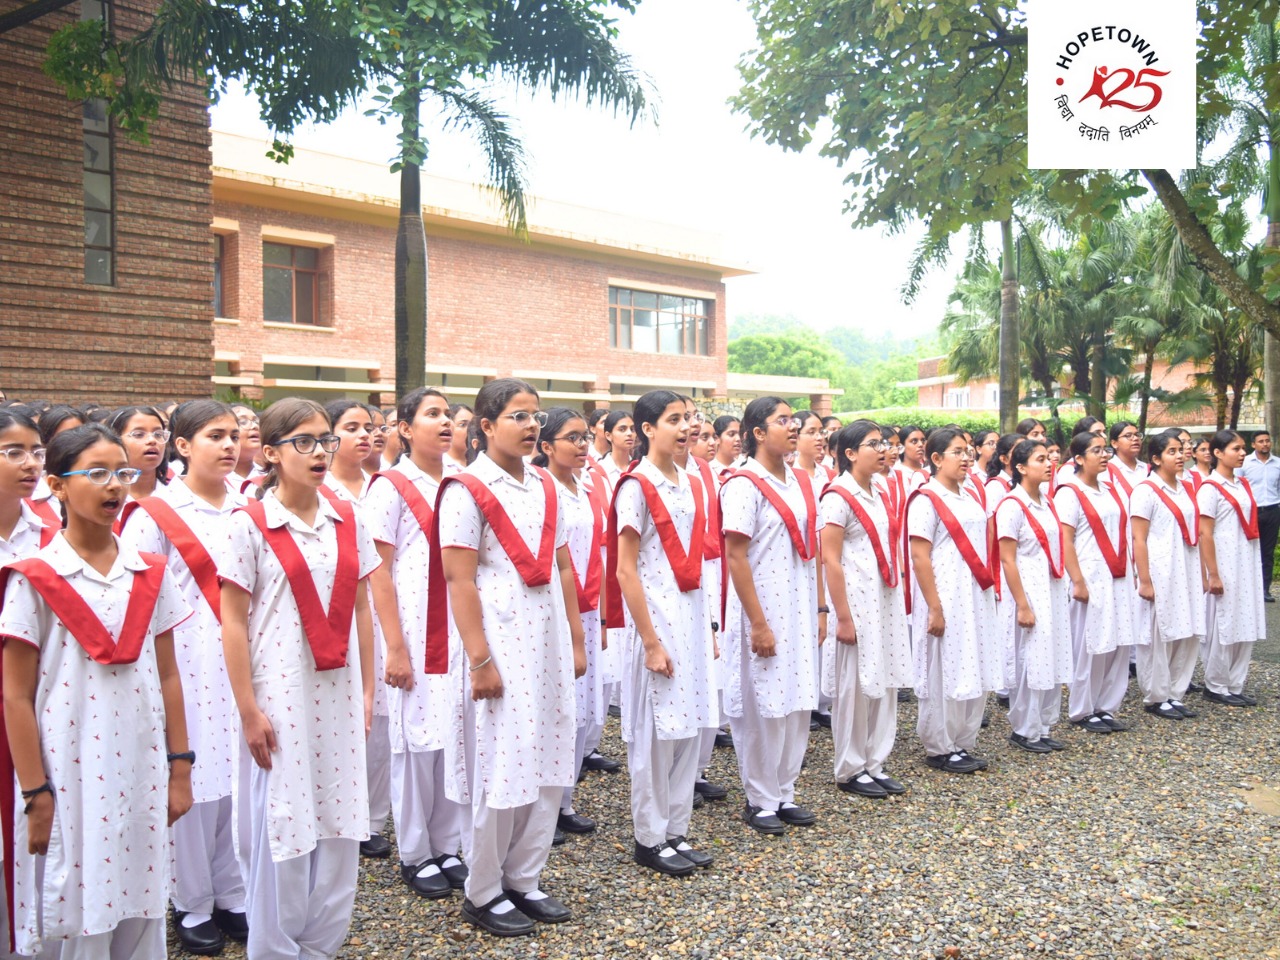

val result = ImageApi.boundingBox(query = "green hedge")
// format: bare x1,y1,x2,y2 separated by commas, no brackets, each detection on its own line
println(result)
830,407,1002,433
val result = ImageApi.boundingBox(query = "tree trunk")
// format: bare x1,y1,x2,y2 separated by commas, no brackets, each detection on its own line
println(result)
1214,386,1228,431
1089,341,1107,420
1230,375,1246,430
1264,201,1280,433
1138,346,1155,435
395,91,428,396
1144,168,1280,338
998,219,1020,433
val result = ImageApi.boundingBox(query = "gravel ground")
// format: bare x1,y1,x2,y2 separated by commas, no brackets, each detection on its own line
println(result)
172,643,1280,960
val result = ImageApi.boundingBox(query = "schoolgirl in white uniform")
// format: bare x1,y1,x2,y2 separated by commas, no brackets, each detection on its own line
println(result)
29,406,83,530
721,396,822,834
107,405,169,502
532,407,608,837
794,411,835,728
1055,431,1135,733
119,400,249,954
984,434,1021,516
1189,437,1214,494
891,425,929,506
363,388,469,899
363,406,388,475
995,439,1073,753
0,411,54,567
429,378,585,938
446,404,474,472
712,415,742,480
1,423,193,960
1105,421,1147,502
219,398,380,960
1130,432,1204,721
230,405,265,491
905,428,1002,774
609,390,717,875
1198,430,1265,706
820,421,912,797
600,410,636,488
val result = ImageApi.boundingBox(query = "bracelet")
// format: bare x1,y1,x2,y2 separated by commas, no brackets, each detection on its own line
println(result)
21,782,52,814
167,751,196,765
817,606,830,614
469,655,492,673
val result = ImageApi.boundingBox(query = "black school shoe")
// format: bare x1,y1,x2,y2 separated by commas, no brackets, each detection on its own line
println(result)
1237,691,1258,706
873,773,907,795
777,803,816,826
742,804,786,835
360,833,392,858
582,749,622,773
714,730,735,749
694,778,728,800
557,811,597,834
173,912,225,957
1072,715,1113,734
1169,699,1198,718
435,855,468,888
634,840,697,876
1040,736,1068,751
924,752,982,774
1144,701,1183,720
211,908,248,943
668,835,714,869
1095,712,1129,732
1203,689,1249,707
811,710,832,729
837,771,888,798
400,860,452,899
461,894,535,937
504,889,572,924
1008,733,1052,754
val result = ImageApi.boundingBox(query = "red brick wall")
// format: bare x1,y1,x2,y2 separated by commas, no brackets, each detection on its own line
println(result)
0,0,213,405
213,197,729,402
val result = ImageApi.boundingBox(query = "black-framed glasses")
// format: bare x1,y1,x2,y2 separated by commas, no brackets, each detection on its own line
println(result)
274,434,341,454
61,467,142,485
554,432,590,447
860,440,890,452
0,447,45,465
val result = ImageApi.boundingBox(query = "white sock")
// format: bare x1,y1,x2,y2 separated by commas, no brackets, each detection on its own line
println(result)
437,855,462,869
490,899,515,915
657,845,678,858
415,862,442,879
522,890,548,901
181,912,212,929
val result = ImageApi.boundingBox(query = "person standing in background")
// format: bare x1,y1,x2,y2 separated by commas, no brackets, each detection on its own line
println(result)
1240,430,1280,602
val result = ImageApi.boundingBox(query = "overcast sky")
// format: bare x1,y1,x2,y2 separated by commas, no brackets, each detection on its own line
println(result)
210,0,957,340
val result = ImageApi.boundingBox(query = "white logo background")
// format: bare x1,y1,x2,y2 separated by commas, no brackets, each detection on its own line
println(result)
1028,0,1196,170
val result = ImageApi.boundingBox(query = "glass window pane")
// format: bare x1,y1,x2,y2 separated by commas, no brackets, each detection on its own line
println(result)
214,235,224,260
294,246,318,269
659,315,680,354
660,294,681,311
634,291,658,310
81,0,104,21
263,267,294,322
83,133,110,172
85,210,111,247
608,287,618,304
698,316,707,355
633,309,656,352
85,248,111,284
619,314,631,349
83,170,111,211
83,98,108,133
263,242,292,267
295,272,316,324
608,306,617,347
619,288,631,306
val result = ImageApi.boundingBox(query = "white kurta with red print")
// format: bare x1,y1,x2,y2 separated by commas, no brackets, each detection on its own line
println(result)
554,471,605,733
1129,478,1204,645
1197,477,1266,645
0,535,190,955
719,458,819,720
1053,475,1136,655
437,453,576,810
219,491,381,863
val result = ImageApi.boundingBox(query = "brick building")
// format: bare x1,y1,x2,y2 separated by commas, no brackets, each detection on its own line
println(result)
899,355,1263,433
0,0,214,403
210,132,840,414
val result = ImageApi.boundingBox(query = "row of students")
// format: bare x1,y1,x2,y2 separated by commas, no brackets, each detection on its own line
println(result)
0,389,1267,955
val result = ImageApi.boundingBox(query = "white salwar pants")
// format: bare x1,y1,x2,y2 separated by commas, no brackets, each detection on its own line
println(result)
916,635,985,757
1136,636,1199,705
171,795,246,915
831,644,897,781
242,773,359,960
390,748,467,867
366,714,392,836
626,694,699,847
37,918,165,960
1068,643,1130,722
562,723,592,812
1008,642,1060,741
465,786,560,907
733,678,810,813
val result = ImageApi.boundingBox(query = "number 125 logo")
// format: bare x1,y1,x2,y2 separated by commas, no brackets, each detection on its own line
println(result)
1080,66,1169,112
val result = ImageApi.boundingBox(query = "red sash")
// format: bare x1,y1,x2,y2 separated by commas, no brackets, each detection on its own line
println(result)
820,463,836,483
604,465,705,629
424,466,558,674
967,471,987,511
720,468,817,561
319,483,345,506
120,498,223,621
1204,477,1260,540
1107,461,1136,498
902,487,994,615
369,469,435,541
0,553,167,664
239,475,266,495
1055,482,1128,578
570,474,607,614
994,493,1064,599
24,497,61,532
693,456,722,561
987,474,1012,497
585,458,611,497
240,498,359,670
1140,479,1198,547
823,484,898,587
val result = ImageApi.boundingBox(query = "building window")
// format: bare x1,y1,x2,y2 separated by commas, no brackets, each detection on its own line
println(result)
213,235,224,316
985,384,1000,408
609,287,709,356
263,242,325,325
945,387,970,409
82,0,112,285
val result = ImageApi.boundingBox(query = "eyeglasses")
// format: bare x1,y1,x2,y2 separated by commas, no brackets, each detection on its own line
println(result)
768,416,805,430
1115,432,1141,442
685,412,704,426
126,429,170,443
500,411,549,428
554,432,591,447
980,439,998,448
860,441,890,452
237,416,260,429
942,447,975,459
273,434,341,454
0,447,45,465
61,467,143,485
376,424,396,434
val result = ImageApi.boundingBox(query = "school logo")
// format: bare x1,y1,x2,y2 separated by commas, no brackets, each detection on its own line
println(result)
1028,0,1196,170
